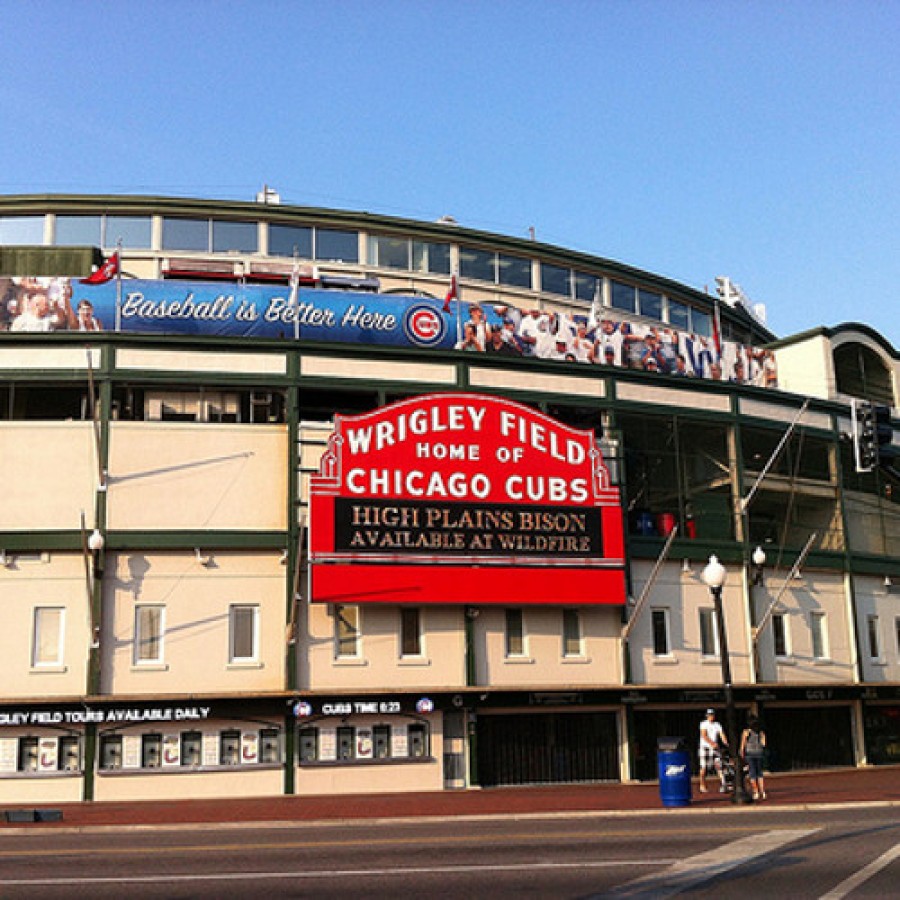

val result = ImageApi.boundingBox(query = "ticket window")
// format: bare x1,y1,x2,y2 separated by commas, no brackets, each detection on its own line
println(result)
220,730,241,766
59,736,81,772
181,732,202,767
18,737,39,773
100,735,123,770
298,727,318,763
373,725,391,759
260,728,280,764
408,724,428,759
142,734,162,769
337,726,355,760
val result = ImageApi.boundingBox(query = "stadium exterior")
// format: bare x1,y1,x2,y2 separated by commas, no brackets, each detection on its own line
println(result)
0,193,897,805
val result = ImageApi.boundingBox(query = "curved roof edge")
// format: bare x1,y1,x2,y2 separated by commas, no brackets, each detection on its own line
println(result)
0,192,775,342
768,322,898,359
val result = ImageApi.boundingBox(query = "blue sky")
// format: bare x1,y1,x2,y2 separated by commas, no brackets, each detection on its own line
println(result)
2,1,897,345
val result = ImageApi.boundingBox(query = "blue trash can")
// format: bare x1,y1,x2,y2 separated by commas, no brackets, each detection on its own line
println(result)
657,737,692,807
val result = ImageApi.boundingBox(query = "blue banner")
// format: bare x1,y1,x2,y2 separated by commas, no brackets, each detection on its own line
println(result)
0,276,778,388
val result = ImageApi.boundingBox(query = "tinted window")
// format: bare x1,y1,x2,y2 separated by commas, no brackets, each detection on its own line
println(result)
55,216,101,246
315,228,358,262
638,289,663,321
268,224,313,258
162,217,209,251
459,246,495,282
105,216,152,249
692,309,711,337
412,241,450,274
668,299,690,329
610,280,636,313
541,263,569,296
574,272,601,302
497,253,531,288
213,220,257,253
369,235,409,269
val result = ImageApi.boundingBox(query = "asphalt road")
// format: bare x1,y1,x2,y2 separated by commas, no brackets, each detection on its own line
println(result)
1,807,898,899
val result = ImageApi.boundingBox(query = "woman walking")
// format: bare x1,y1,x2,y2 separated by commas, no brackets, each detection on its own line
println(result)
740,717,768,800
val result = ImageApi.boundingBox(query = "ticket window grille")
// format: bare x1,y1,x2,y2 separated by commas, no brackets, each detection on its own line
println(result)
337,726,355,760
220,730,241,766
408,724,428,759
373,725,391,759
260,728,281,764
142,734,162,769
181,732,202,767
59,736,81,771
298,727,318,763
17,737,39,772
100,735,123,770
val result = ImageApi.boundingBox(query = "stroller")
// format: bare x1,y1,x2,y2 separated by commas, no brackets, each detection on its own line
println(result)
717,748,747,794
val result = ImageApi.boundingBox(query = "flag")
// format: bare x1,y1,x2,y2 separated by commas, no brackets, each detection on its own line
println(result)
587,282,602,331
712,299,723,359
80,252,120,285
442,275,458,313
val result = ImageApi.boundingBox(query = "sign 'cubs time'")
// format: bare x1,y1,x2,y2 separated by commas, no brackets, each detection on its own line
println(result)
309,393,626,605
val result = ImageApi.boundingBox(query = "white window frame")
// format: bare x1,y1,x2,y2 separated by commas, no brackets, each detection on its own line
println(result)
505,608,526,658
810,611,829,660
651,607,672,657
562,608,583,658
229,604,260,664
134,604,165,665
399,607,423,658
699,608,719,658
32,606,65,668
334,604,361,659
772,612,791,659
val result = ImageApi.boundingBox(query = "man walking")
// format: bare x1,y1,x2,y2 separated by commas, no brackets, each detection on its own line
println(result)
698,708,728,793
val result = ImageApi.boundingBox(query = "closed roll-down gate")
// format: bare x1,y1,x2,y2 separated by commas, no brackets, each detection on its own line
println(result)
476,711,619,786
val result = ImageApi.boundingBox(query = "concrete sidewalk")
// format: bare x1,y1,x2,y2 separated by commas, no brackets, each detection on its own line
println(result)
3,766,899,829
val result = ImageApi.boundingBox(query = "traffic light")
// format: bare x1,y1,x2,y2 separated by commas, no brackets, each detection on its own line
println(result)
872,404,895,464
852,399,895,472
852,399,877,472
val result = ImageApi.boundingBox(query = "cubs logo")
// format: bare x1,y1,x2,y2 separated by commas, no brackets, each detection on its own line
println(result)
403,303,447,347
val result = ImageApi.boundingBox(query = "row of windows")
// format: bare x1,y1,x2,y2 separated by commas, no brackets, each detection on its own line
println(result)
29,604,260,670
650,608,893,663
26,601,900,670
0,213,721,332
334,606,587,661
1,725,432,773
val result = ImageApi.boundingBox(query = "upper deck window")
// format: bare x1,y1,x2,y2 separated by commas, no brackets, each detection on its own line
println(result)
0,216,44,245
268,224,313,259
315,228,358,263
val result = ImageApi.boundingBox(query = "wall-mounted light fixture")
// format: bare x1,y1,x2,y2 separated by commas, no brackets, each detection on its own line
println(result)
0,550,10,568
194,548,213,567
751,546,766,586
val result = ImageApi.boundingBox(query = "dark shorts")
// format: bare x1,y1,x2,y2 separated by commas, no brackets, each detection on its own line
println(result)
746,754,764,779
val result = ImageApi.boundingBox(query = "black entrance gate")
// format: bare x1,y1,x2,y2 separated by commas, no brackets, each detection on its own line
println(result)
476,711,619,786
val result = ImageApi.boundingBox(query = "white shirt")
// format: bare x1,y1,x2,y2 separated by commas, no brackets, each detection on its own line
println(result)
700,719,725,751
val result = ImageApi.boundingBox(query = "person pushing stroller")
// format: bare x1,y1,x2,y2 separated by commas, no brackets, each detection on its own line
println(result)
698,708,729,793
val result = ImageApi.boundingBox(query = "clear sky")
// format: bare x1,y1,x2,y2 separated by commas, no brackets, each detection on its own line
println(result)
2,1,897,345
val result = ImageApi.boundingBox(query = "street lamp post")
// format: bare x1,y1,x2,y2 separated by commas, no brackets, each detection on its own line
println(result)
702,554,752,804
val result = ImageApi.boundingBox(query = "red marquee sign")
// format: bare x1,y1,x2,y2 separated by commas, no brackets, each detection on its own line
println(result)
309,393,626,605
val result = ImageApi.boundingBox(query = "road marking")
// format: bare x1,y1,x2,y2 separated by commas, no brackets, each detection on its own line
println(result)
818,842,900,900
599,828,818,898
0,859,678,887
0,824,763,860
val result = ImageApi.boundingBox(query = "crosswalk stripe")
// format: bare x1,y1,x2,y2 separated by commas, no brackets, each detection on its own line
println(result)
818,842,900,900
599,828,819,898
